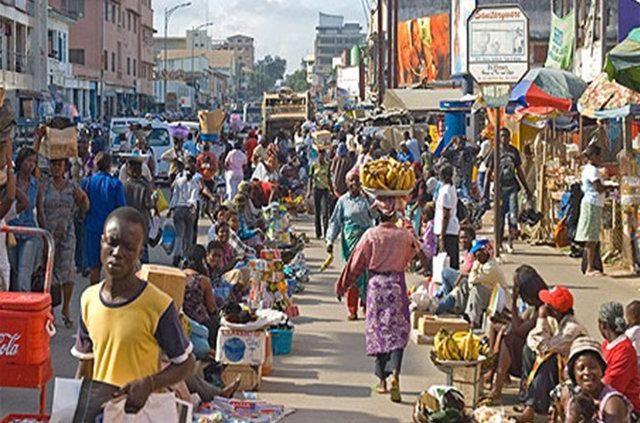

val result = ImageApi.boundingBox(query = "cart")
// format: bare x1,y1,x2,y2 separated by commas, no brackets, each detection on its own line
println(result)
0,226,55,423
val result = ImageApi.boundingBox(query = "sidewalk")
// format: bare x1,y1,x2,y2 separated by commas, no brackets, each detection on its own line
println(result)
258,217,640,422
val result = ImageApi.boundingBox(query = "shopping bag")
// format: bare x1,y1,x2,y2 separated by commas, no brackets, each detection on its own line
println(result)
431,253,450,283
148,215,163,247
161,218,176,255
103,393,179,423
554,219,569,248
154,189,169,213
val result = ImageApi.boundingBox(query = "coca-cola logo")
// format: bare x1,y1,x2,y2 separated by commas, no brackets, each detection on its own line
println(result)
0,333,21,357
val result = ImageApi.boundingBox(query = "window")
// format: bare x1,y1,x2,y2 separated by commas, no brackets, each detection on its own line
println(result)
127,57,130,75
133,59,137,76
133,16,137,33
69,49,85,65
104,1,109,21
111,4,116,23
128,12,131,31
111,52,115,72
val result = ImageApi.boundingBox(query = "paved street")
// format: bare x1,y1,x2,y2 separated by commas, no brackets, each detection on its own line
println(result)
1,215,640,421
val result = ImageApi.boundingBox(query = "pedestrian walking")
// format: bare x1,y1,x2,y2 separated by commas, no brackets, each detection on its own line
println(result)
169,161,200,267
434,164,460,269
307,150,333,239
122,155,153,264
335,197,428,403
39,158,89,327
224,143,247,202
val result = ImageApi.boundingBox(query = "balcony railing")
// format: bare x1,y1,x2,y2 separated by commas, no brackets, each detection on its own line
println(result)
0,50,30,74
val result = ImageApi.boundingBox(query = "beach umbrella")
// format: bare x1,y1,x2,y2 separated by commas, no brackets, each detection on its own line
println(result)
604,28,640,92
578,73,640,118
509,67,588,113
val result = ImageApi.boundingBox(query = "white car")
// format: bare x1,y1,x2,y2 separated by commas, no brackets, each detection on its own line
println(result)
147,123,173,184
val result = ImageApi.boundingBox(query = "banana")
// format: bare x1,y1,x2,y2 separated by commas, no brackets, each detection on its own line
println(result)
320,254,334,272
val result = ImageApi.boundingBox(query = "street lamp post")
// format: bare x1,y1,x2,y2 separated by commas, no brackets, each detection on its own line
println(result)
163,2,192,108
191,22,214,109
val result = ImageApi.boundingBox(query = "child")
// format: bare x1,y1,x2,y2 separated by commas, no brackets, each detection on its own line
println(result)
566,392,596,423
420,203,436,275
625,300,640,372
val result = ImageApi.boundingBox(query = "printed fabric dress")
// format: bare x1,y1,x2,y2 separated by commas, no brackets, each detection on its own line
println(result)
335,222,420,356
43,179,78,285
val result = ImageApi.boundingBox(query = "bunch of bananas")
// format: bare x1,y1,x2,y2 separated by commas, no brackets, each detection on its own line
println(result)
434,329,482,361
360,158,416,191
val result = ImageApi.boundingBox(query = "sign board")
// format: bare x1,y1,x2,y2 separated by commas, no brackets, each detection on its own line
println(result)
451,0,476,75
481,84,511,108
468,5,529,84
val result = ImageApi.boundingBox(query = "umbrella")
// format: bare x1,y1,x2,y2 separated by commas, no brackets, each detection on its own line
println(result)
578,73,640,118
509,67,588,113
604,28,640,92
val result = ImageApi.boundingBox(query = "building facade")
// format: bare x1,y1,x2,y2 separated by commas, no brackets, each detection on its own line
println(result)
314,13,365,86
0,0,48,119
60,0,154,119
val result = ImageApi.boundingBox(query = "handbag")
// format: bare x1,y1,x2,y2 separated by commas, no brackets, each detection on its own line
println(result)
554,219,569,248
432,252,450,283
103,393,182,423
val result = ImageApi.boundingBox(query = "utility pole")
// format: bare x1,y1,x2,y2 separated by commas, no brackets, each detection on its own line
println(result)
191,22,214,109
377,0,385,104
164,2,192,109
386,0,393,89
493,110,502,257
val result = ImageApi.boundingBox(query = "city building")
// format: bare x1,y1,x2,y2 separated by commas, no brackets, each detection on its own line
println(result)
61,0,155,119
313,12,365,86
0,0,48,119
155,32,254,101
303,54,315,85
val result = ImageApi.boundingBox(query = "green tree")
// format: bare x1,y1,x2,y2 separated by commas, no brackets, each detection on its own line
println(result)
285,69,310,92
248,55,287,97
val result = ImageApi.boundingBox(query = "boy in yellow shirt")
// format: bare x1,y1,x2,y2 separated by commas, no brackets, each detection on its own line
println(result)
72,207,194,414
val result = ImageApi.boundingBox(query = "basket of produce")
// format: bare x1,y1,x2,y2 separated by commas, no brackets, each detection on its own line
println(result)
360,158,416,197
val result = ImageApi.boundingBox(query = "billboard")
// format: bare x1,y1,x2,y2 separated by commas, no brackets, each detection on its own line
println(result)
397,12,450,87
451,0,476,75
336,66,360,98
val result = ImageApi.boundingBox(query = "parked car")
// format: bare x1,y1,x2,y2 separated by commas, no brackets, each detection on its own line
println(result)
147,123,173,184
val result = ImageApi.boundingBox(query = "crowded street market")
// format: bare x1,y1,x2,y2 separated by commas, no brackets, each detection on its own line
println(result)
1,0,640,422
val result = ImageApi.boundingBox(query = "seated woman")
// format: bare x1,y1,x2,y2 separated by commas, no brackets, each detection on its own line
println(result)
434,226,476,315
483,265,548,404
210,223,251,290
515,286,588,422
559,337,633,423
598,302,640,413
182,245,218,346
231,195,263,251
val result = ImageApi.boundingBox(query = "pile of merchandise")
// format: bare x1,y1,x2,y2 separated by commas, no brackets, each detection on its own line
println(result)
194,395,293,422
432,330,485,362
283,252,309,295
248,250,300,318
262,204,292,246
360,158,416,192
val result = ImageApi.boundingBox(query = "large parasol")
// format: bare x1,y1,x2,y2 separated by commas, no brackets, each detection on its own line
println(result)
578,72,640,119
604,28,640,92
509,67,588,114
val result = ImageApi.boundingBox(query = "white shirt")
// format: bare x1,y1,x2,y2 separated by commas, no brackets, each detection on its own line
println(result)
169,172,200,209
478,139,492,172
626,325,640,372
434,183,460,236
581,163,605,207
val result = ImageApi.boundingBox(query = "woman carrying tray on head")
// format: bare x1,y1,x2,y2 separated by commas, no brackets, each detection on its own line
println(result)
335,196,428,403
326,169,376,321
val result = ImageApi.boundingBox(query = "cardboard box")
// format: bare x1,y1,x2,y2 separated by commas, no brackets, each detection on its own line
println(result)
417,315,470,336
221,364,262,391
410,310,431,330
139,265,187,311
216,328,266,366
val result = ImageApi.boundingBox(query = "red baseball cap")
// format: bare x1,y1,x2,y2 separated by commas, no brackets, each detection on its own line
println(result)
539,286,573,313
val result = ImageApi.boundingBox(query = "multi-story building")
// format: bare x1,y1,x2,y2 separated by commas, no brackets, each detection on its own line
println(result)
0,0,48,119
156,32,254,102
61,0,154,119
303,54,315,85
314,13,365,86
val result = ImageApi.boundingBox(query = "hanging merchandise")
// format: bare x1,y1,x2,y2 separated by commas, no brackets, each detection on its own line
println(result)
545,10,576,70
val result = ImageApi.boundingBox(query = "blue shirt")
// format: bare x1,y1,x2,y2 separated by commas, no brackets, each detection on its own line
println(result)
82,171,126,232
10,176,38,228
183,140,198,158
325,192,375,244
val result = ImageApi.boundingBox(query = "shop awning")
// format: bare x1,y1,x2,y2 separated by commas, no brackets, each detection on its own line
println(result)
509,68,587,113
578,72,640,118
382,88,464,113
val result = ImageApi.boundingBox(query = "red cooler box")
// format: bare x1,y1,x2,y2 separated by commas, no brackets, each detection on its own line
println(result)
0,292,52,366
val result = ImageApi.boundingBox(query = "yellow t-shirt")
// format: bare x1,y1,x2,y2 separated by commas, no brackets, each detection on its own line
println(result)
72,281,192,387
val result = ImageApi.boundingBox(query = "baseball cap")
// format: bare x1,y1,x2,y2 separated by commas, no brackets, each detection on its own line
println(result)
470,239,490,254
567,337,606,384
538,286,573,313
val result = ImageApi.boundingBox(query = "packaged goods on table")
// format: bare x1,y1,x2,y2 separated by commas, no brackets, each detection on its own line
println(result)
194,396,292,423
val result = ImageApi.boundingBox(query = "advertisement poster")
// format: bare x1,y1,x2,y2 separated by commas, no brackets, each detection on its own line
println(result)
336,66,360,98
467,6,529,84
451,0,476,75
545,10,575,70
396,13,450,87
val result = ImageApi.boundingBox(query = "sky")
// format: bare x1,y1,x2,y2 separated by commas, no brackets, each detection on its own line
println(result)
153,0,368,73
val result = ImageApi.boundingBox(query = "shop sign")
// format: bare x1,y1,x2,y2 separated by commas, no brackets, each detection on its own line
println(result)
468,5,529,84
481,84,511,108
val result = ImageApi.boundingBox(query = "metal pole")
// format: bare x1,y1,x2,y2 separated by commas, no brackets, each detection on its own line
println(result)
386,0,392,89
572,0,579,58
493,108,502,257
598,0,606,67
393,0,399,88
377,0,384,104
164,9,168,108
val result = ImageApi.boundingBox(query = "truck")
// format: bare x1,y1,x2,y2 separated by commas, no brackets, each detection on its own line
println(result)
261,88,311,141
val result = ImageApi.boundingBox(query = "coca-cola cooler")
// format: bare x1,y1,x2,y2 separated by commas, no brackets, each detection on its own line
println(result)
0,226,55,420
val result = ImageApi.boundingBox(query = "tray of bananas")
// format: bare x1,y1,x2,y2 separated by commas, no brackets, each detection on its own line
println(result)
360,158,416,197
430,329,488,365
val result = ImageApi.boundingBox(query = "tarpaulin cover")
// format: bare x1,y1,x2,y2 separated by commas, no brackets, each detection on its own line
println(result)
605,28,640,92
578,72,640,119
